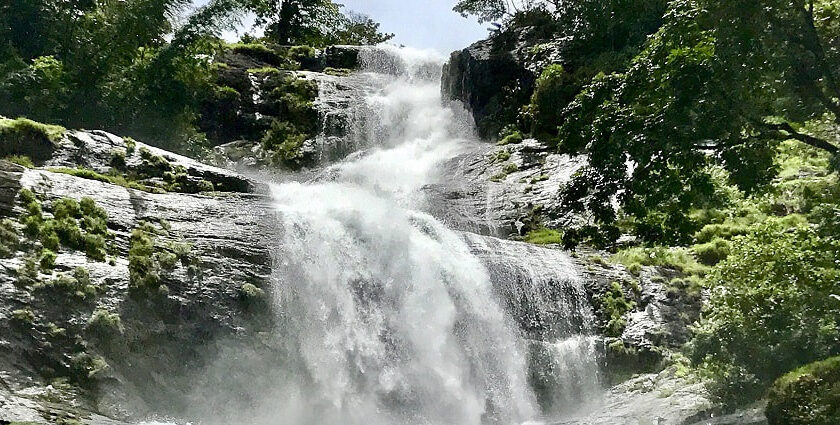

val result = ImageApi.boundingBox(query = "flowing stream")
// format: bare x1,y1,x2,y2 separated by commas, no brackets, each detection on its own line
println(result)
154,47,600,425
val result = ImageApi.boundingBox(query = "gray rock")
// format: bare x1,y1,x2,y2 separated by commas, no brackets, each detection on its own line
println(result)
442,28,541,139
424,138,587,237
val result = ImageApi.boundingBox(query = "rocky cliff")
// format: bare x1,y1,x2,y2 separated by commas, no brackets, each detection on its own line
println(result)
0,41,764,424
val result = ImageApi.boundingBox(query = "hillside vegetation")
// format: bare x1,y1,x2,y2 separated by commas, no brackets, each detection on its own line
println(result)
457,0,840,411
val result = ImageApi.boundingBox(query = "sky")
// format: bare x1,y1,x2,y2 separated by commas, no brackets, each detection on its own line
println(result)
338,0,489,53
195,0,490,54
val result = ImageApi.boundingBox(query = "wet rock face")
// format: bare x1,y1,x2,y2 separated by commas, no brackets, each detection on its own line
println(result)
424,138,587,238
552,368,767,425
442,29,538,139
0,131,277,424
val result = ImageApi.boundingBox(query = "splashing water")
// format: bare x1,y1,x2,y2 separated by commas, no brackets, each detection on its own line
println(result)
146,46,600,425
262,47,538,425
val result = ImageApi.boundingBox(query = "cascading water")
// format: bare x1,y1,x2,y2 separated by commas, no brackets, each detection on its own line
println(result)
264,47,537,424
153,47,601,425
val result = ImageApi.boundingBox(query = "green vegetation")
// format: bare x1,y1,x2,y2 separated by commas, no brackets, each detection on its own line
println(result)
594,282,636,337
0,117,66,143
0,218,19,257
39,267,99,300
87,309,124,336
523,228,563,245
128,223,160,291
258,74,320,167
0,0,390,156
4,154,34,168
689,219,840,406
490,162,520,182
128,221,195,294
17,191,112,262
39,249,56,269
248,66,283,75
240,282,266,299
491,149,511,163
766,356,840,425
497,131,523,146
49,167,150,192
11,308,36,323
253,0,393,47
323,67,352,76
611,246,707,276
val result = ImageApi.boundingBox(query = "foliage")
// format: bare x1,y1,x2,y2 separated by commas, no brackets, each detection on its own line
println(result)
689,219,840,406
691,238,730,266
766,356,840,425
40,267,99,300
49,167,150,192
0,117,66,143
87,309,125,336
497,131,523,146
251,0,392,47
555,0,840,246
523,228,563,245
39,249,56,269
0,0,244,154
594,281,636,337
128,223,160,290
4,155,34,168
611,246,707,276
0,219,20,258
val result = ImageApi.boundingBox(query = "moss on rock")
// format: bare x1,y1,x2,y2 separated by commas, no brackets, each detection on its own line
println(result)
766,356,840,425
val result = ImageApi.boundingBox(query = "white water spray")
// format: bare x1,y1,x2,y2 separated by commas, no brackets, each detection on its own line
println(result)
262,47,538,424
147,47,601,425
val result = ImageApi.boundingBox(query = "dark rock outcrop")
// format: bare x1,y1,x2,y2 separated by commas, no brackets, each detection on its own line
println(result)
442,29,538,139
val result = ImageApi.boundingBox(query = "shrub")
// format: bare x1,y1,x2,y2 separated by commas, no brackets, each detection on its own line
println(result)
492,149,511,163
611,246,707,276
39,249,57,269
240,282,265,299
52,198,81,220
157,251,178,270
766,356,840,425
524,228,563,245
87,309,124,335
15,256,39,287
110,149,126,168
692,237,731,266
594,281,636,337
0,218,19,257
44,267,98,299
262,120,308,164
49,167,149,191
124,137,137,155
0,117,66,143
689,220,840,406
324,67,352,76
11,308,36,323
230,43,284,65
128,225,159,290
288,45,316,62
4,154,34,168
248,66,282,75
497,131,523,146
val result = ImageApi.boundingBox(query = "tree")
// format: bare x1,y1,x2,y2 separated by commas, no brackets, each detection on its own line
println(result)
334,11,394,46
689,219,840,406
556,0,840,245
251,0,392,47
251,0,343,46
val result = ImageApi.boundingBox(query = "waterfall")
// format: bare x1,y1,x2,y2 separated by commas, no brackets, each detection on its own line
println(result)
264,47,537,424
154,47,600,425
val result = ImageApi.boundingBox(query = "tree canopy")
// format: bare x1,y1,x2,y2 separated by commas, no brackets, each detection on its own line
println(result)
548,0,840,245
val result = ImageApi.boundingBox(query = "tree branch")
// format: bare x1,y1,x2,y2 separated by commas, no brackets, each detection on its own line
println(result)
764,122,839,154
